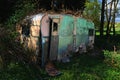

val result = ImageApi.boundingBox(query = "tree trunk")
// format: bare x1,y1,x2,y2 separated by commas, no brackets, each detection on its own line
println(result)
110,0,118,36
113,23,115,35
106,1,113,36
100,0,105,36
111,6,116,36
113,0,119,36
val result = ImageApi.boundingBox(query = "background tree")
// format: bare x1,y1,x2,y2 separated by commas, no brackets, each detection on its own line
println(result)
100,0,105,36
105,0,119,36
105,0,114,36
110,0,119,36
83,0,100,28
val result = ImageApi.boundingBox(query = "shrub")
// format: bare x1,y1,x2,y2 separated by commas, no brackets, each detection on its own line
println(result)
6,0,35,30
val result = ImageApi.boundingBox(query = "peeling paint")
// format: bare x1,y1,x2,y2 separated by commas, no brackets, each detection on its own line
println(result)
16,13,95,62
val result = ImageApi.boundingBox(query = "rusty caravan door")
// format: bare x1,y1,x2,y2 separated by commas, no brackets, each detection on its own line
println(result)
49,18,60,61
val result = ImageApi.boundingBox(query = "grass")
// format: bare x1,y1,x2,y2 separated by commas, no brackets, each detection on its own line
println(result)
0,51,120,80
0,62,45,80
49,51,120,80
95,23,120,35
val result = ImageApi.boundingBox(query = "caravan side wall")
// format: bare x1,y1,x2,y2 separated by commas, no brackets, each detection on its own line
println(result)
58,15,74,60
18,14,43,57
57,15,95,60
17,14,95,62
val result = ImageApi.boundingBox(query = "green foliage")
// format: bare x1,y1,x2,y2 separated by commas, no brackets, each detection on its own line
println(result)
1,52,120,80
95,33,120,51
0,0,39,69
83,0,100,28
115,23,120,34
1,1,36,55
1,45,120,80
0,29,18,47
0,62,42,80
6,1,35,30
104,50,120,69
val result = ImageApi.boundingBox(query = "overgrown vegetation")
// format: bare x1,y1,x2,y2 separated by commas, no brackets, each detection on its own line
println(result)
5,0,35,30
0,0,120,80
1,49,120,80
0,27,30,68
0,0,37,70
83,0,100,28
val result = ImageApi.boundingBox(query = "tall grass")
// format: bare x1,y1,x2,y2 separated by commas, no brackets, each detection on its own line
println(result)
1,51,120,80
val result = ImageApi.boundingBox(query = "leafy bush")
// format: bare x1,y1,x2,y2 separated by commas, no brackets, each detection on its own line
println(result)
0,0,38,71
6,0,35,30
83,0,100,28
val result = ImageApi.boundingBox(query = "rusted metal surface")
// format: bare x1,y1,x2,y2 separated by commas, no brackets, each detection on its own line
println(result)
16,13,95,62
50,36,59,60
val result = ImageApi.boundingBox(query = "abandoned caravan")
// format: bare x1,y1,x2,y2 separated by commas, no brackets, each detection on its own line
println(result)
16,13,95,64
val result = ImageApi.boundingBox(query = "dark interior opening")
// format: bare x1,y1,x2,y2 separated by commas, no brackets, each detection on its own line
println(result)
89,29,94,36
21,24,30,37
53,22,58,32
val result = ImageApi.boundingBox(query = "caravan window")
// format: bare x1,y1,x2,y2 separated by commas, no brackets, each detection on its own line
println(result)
89,29,94,36
22,25,30,36
53,22,58,32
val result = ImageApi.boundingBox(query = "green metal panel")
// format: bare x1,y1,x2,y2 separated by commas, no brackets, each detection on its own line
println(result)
76,18,87,29
87,21,94,29
57,16,95,60
49,14,95,60
58,15,74,60
76,18,89,47
59,15,74,37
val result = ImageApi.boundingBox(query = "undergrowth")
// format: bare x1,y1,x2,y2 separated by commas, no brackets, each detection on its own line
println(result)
0,51,120,80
